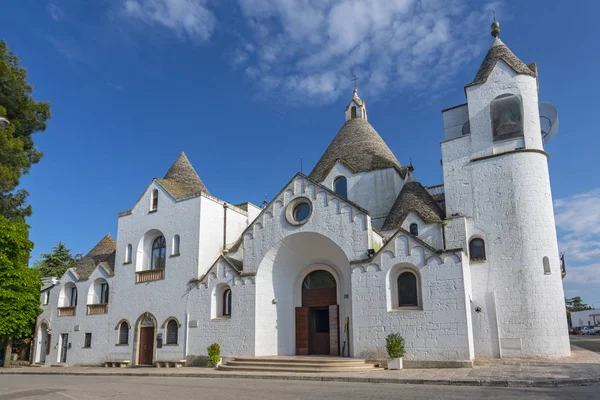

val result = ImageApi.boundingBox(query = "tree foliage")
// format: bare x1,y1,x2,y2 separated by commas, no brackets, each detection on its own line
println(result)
566,297,592,312
0,39,51,220
565,296,593,327
0,216,41,343
33,241,79,278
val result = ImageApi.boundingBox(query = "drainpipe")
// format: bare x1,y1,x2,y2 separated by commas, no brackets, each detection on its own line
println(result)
223,203,228,250
184,313,189,360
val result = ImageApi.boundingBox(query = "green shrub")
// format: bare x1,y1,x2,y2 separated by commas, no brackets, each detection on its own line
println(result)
207,343,221,366
385,333,405,359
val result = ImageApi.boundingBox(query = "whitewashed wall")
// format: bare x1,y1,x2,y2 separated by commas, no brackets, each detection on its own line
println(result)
321,162,403,229
351,233,473,363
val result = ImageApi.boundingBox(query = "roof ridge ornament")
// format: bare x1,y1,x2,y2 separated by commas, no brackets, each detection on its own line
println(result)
491,12,500,37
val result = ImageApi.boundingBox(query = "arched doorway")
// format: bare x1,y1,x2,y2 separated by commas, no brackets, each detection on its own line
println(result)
296,269,339,355
135,314,156,366
35,322,49,363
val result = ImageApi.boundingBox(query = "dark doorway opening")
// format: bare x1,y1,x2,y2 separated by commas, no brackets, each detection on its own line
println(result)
296,270,339,356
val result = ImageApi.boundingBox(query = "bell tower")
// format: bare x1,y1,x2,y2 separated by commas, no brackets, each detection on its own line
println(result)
441,19,570,359
345,87,368,122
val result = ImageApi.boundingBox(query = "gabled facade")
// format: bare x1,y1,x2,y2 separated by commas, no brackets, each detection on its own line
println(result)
33,20,569,367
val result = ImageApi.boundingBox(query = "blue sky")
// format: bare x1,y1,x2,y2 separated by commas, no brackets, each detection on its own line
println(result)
2,1,599,307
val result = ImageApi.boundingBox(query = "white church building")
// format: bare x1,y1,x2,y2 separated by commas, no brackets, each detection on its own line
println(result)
33,22,570,368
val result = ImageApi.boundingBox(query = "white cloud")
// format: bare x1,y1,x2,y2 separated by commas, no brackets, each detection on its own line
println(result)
555,188,600,307
563,263,600,286
47,3,64,21
122,0,216,41
234,0,502,103
555,189,600,261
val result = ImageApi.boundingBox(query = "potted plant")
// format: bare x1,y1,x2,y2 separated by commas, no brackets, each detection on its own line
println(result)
385,333,405,370
207,343,221,368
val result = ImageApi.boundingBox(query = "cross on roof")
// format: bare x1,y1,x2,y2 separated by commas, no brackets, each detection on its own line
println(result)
351,74,359,91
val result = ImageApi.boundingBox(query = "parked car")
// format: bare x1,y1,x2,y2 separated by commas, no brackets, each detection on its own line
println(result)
569,327,578,335
586,326,598,335
578,326,597,335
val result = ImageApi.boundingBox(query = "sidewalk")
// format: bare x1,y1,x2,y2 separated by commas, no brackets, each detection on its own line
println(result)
2,345,599,388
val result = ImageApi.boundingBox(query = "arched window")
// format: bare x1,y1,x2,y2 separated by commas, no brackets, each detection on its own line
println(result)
543,256,551,275
409,223,419,236
172,235,180,256
222,288,232,317
125,243,132,264
151,236,166,270
333,176,347,198
166,320,178,345
151,189,159,211
118,322,129,345
351,106,357,119
397,271,418,307
491,94,523,141
469,238,486,262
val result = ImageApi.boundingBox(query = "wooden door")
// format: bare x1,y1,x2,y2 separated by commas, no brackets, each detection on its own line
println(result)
329,305,339,356
60,334,68,363
139,327,154,365
295,307,309,355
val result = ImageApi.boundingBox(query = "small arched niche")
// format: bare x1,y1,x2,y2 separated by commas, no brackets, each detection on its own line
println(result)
543,256,551,275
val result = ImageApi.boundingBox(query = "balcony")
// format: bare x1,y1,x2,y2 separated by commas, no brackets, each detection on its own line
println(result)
58,306,76,317
136,268,165,283
425,184,445,197
87,304,108,315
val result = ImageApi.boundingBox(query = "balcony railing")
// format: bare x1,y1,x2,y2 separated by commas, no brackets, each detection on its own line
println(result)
425,184,445,197
58,306,76,317
136,268,165,283
87,304,108,315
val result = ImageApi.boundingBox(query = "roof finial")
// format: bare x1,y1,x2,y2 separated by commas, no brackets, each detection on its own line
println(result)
351,73,359,94
491,11,500,37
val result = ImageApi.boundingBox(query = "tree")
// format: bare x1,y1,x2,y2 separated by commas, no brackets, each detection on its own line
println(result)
0,216,41,367
33,241,79,278
0,40,51,220
565,296,593,327
566,297,592,312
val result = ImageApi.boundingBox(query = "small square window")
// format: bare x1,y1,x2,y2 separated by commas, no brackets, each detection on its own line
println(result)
84,333,92,348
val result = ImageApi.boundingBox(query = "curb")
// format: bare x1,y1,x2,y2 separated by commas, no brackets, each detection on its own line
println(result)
1,370,599,388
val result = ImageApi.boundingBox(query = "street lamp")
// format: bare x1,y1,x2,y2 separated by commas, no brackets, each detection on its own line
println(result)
0,117,10,129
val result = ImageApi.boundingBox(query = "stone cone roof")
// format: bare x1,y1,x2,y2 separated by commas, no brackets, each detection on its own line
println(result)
382,178,445,231
309,118,401,183
467,37,536,88
157,152,210,198
73,234,116,280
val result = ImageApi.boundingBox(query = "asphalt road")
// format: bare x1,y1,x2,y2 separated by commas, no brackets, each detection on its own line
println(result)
571,335,600,353
0,375,599,400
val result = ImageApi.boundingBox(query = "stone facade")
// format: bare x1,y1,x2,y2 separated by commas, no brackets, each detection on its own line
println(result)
33,29,570,367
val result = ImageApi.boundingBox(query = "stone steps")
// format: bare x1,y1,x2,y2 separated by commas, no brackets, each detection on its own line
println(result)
219,356,380,373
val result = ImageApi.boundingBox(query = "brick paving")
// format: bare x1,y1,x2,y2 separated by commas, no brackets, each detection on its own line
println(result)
1,345,599,387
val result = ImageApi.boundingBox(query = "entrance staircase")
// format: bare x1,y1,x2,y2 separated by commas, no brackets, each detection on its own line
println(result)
218,356,380,373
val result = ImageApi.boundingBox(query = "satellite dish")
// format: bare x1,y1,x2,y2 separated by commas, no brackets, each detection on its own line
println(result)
539,102,559,144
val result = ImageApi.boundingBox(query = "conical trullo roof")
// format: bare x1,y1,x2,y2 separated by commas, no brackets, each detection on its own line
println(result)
157,152,210,197
467,37,536,88
73,234,116,280
309,118,401,183
381,178,445,231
